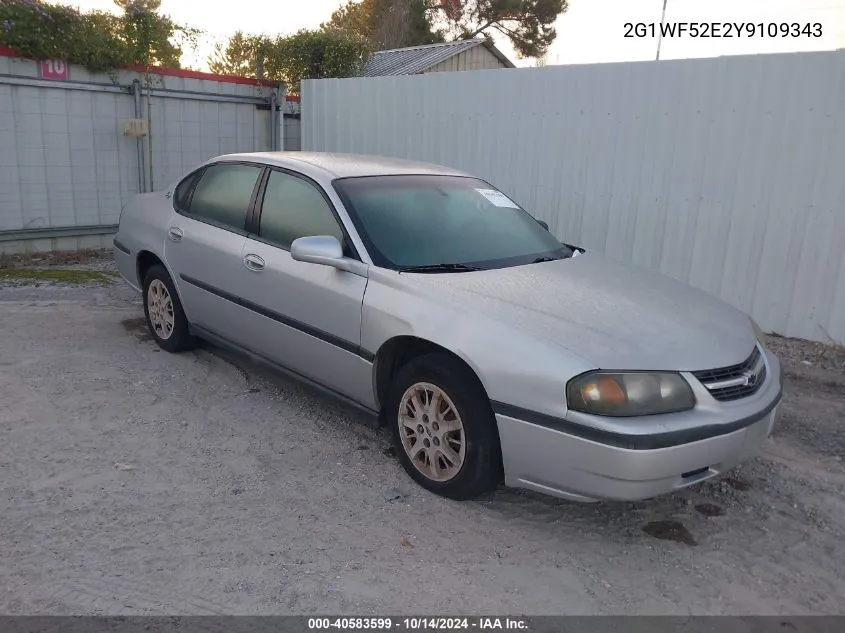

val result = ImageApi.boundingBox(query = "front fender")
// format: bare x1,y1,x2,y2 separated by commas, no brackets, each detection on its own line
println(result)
361,269,596,419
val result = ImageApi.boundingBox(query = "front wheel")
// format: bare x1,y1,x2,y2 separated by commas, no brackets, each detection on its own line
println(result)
387,353,501,500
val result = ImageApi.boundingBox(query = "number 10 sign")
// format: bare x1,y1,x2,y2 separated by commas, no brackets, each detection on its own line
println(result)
39,59,69,80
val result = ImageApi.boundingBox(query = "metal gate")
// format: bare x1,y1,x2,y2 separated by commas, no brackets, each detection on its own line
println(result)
0,50,283,252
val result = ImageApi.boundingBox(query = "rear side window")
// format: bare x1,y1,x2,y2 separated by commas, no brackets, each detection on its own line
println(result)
173,170,202,211
258,170,345,249
187,163,262,231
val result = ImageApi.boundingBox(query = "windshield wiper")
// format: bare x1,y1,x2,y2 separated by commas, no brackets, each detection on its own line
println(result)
532,256,561,263
397,263,482,273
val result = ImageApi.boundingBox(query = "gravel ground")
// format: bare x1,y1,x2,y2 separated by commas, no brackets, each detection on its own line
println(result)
0,252,843,615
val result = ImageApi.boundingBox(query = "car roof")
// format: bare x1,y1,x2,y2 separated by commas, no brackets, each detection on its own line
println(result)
210,151,471,180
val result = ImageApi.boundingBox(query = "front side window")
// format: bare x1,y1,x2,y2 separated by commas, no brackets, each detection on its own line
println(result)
258,170,345,249
333,175,569,270
187,163,262,231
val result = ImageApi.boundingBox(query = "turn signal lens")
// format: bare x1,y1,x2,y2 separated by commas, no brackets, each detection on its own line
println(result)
580,376,626,405
567,371,695,417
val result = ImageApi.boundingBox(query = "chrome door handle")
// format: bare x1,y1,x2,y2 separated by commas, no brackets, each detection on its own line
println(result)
243,254,265,272
168,226,183,242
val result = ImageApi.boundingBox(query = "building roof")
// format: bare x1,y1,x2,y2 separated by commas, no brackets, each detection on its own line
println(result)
363,39,515,77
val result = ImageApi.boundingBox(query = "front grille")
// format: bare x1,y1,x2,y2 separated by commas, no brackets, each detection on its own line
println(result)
692,346,766,402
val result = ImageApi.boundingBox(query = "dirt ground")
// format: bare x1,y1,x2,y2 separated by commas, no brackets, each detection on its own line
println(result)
0,252,843,616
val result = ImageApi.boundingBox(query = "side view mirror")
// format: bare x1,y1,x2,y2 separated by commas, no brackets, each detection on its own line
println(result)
290,235,368,276
536,219,549,231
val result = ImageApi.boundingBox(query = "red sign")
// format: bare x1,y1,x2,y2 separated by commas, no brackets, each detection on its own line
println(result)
39,59,69,80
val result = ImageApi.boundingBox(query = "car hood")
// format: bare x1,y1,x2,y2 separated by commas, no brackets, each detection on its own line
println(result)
400,253,757,372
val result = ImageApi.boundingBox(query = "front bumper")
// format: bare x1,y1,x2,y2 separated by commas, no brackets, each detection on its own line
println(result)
495,350,782,502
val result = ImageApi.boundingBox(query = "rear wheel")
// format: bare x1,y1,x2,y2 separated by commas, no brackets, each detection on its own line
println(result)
142,264,194,353
388,353,501,500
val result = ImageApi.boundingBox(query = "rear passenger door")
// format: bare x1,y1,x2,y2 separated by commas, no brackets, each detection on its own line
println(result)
237,168,374,407
165,162,263,344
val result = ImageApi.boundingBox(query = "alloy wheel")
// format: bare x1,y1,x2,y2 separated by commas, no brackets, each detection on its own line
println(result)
147,279,175,341
398,382,466,482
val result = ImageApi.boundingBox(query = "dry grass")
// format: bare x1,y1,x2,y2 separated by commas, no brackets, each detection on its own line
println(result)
0,268,115,285
0,248,113,269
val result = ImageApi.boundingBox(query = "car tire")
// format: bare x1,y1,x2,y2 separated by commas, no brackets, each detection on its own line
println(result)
142,264,194,353
387,352,501,500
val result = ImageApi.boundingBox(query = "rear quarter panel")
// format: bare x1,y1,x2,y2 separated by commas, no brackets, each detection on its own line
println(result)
114,192,175,289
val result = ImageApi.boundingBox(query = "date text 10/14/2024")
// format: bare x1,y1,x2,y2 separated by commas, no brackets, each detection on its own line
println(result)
308,618,529,630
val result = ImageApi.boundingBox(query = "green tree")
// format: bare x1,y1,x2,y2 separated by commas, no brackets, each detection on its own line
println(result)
1,0,121,71
114,0,198,69
431,0,568,58
272,29,370,91
323,0,444,50
208,29,370,93
0,0,197,72
323,0,568,58
322,0,371,41
208,31,269,77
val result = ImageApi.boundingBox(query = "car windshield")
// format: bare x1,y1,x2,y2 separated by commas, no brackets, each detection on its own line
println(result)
333,175,571,271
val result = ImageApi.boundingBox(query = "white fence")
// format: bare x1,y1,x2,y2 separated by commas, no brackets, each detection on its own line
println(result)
0,50,283,253
302,50,845,344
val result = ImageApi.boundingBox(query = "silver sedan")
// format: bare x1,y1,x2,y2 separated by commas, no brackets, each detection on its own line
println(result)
113,152,782,502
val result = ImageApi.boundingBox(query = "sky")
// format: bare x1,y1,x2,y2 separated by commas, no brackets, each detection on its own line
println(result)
68,0,845,71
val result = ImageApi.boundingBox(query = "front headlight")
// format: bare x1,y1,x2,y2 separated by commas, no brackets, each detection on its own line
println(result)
566,372,695,417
